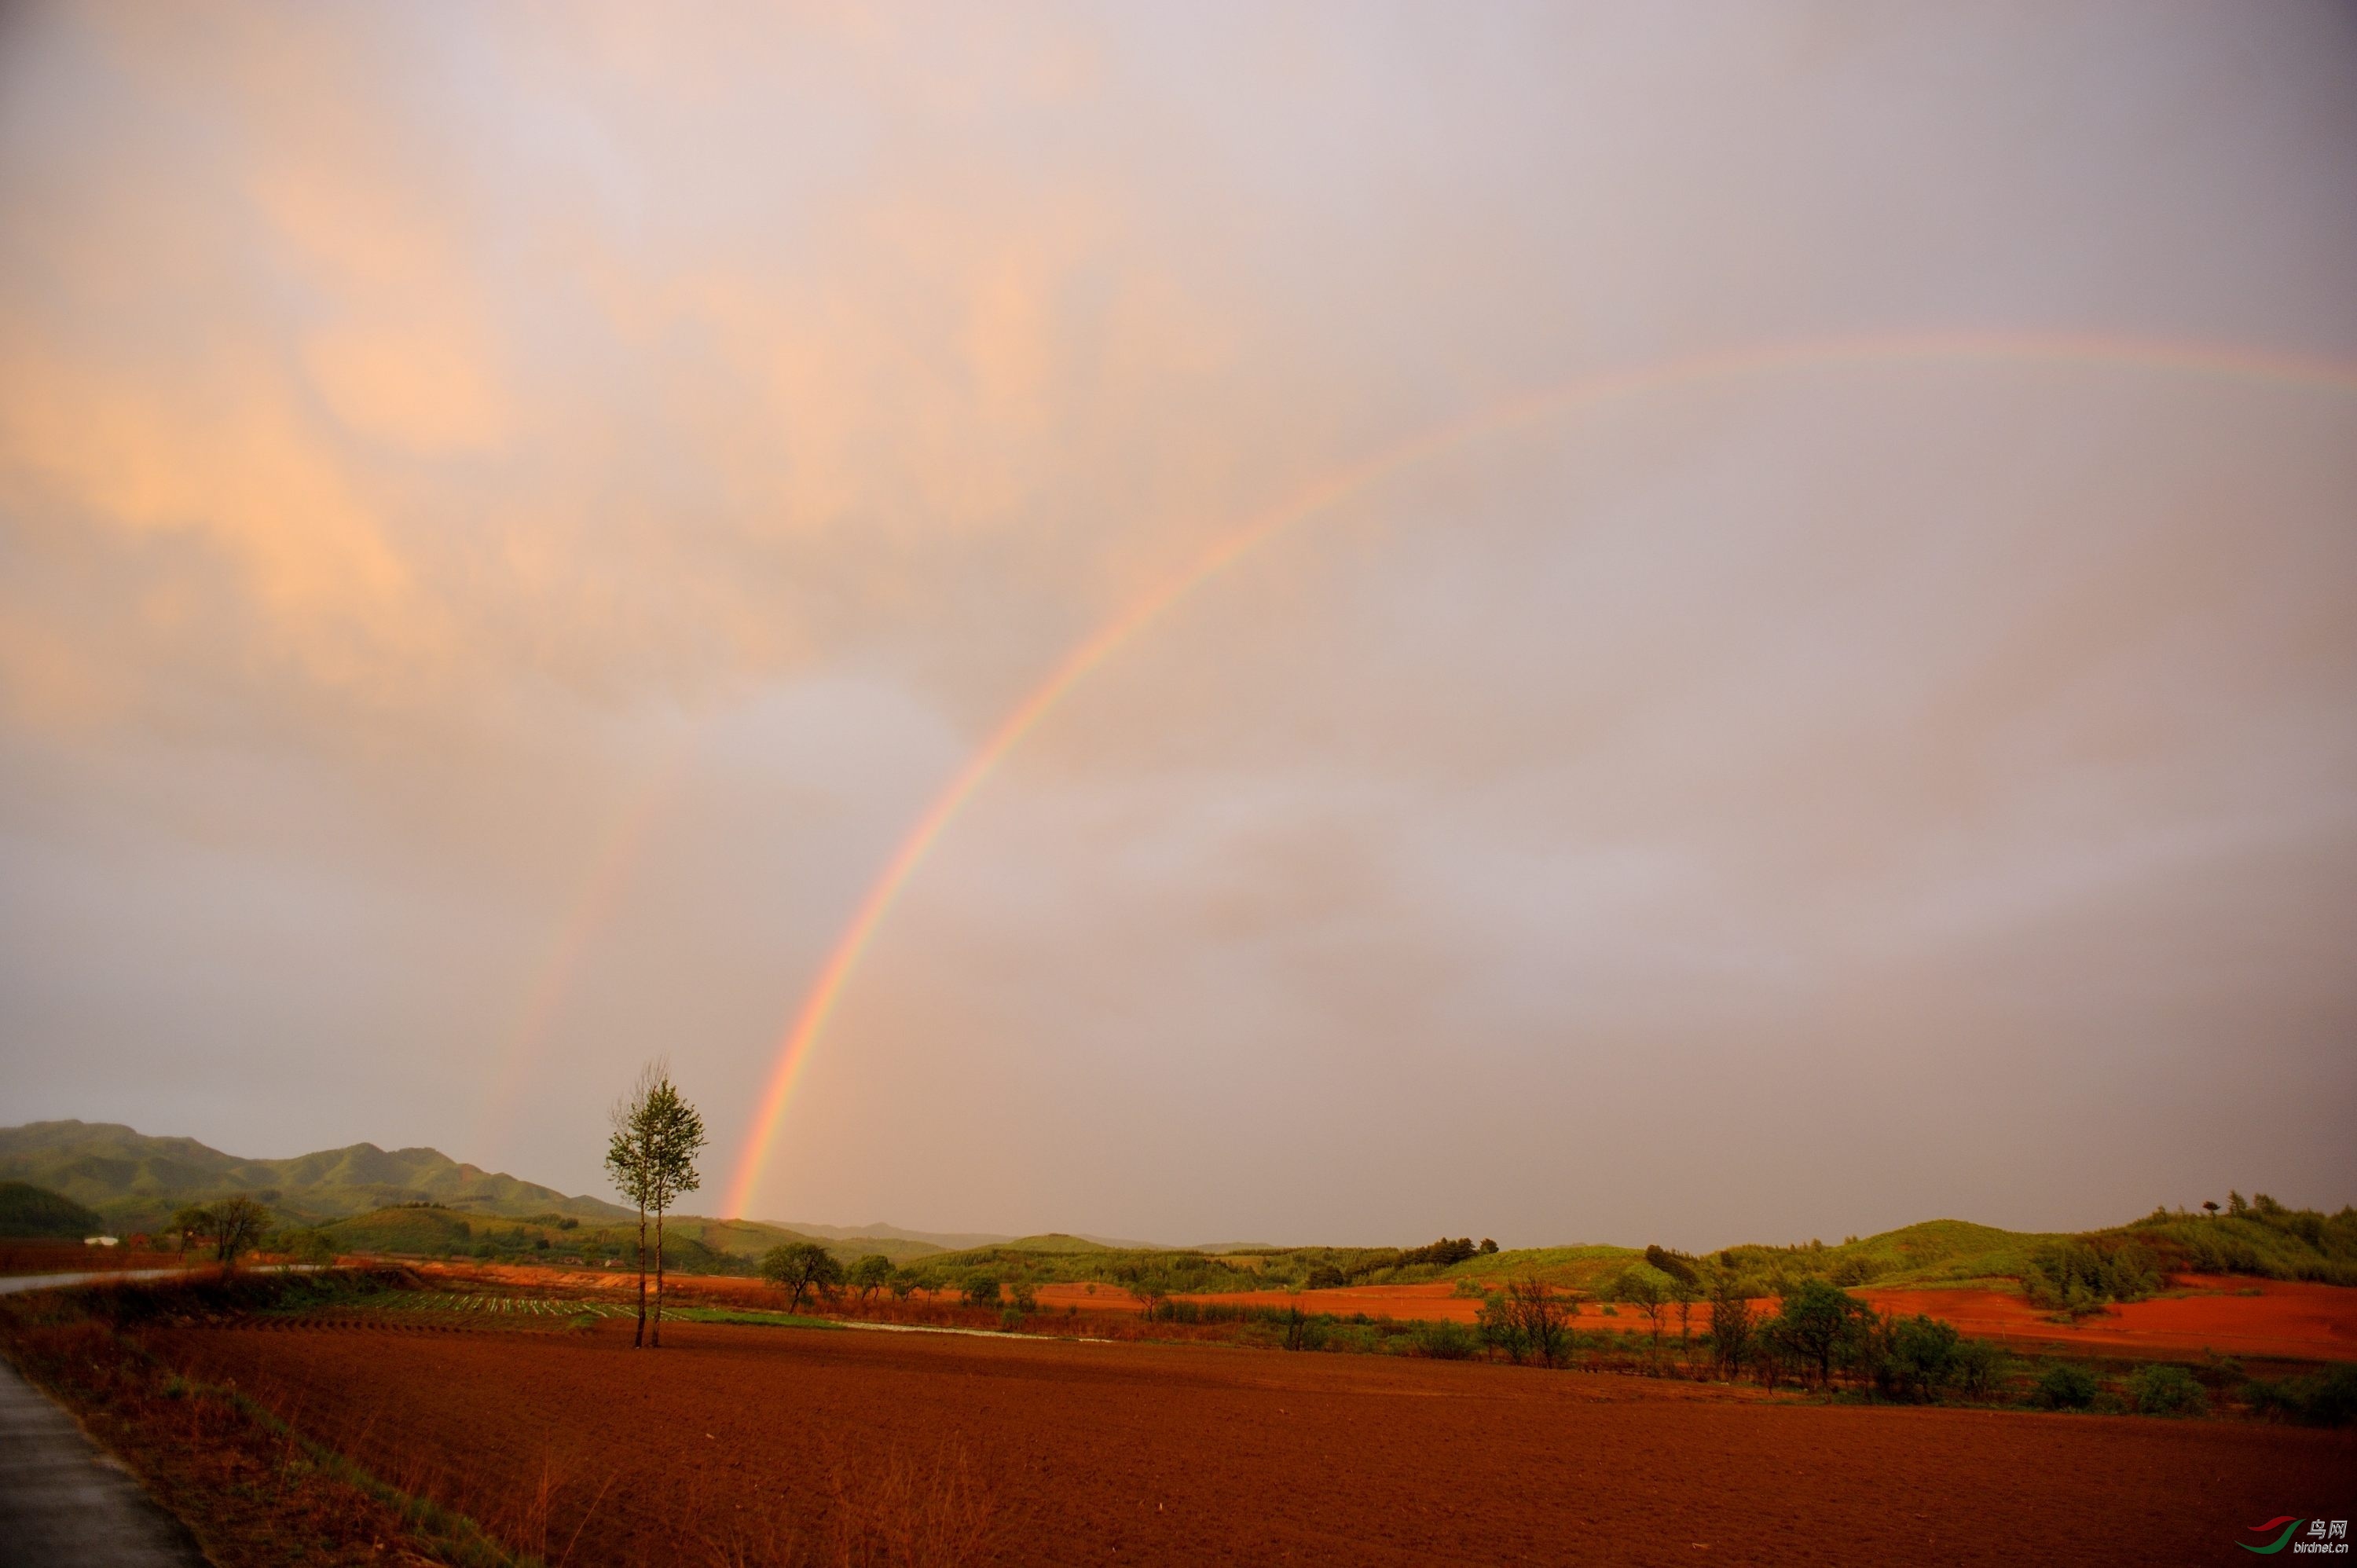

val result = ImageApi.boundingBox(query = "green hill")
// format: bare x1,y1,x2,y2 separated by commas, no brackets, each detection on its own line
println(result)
0,1121,631,1233
0,1180,106,1239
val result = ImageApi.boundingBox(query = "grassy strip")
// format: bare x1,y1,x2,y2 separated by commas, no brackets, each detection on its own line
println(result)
662,1305,841,1330
203,1376,533,1568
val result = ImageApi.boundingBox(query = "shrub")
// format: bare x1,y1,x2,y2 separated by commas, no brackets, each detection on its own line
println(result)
1007,1280,1038,1314
2033,1363,2098,1410
962,1276,1002,1309
2127,1364,2205,1417
2246,1364,2357,1427
1409,1320,1479,1360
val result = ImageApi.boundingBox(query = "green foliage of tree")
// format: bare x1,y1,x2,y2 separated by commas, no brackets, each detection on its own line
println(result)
2023,1240,2157,1316
1706,1272,1754,1377
606,1061,707,1347
962,1275,1003,1309
1642,1245,1700,1287
1952,1335,2003,1401
2126,1364,2205,1417
849,1254,893,1302
1409,1319,1479,1359
760,1240,844,1312
1770,1277,1875,1390
1398,1237,1479,1268
2243,1364,2357,1427
2033,1363,2098,1410
1884,1313,1961,1401
1611,1264,1673,1367
168,1204,215,1257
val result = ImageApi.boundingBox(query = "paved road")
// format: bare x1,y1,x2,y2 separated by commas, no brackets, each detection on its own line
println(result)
0,1270,187,1296
0,1357,207,1566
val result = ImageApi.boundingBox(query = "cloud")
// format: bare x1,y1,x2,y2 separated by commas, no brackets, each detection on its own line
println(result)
1,2,2352,1240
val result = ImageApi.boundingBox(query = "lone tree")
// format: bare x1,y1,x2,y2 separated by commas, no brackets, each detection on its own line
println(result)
1614,1265,1672,1370
760,1240,844,1312
1507,1275,1572,1366
606,1061,707,1348
207,1196,271,1268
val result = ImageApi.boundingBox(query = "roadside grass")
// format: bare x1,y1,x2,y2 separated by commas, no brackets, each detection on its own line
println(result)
0,1280,531,1566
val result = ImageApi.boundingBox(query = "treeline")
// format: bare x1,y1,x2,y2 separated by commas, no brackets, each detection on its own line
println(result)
896,1236,1505,1302
2124,1193,2357,1286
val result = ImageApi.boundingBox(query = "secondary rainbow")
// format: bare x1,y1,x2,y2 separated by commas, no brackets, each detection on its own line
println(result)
721,330,2357,1217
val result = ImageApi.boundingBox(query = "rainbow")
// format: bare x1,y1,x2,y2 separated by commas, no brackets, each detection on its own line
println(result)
720,331,2357,1217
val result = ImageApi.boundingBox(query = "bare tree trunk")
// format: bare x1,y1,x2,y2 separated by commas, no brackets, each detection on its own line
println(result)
652,1204,665,1348
634,1200,648,1347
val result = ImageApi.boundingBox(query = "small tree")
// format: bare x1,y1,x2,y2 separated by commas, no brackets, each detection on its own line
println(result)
1887,1313,1961,1401
1706,1272,1754,1378
1614,1266,1672,1371
849,1254,893,1304
168,1204,214,1261
209,1196,271,1268
607,1061,708,1347
1776,1277,1871,1390
1671,1277,1699,1374
1507,1276,1571,1367
761,1241,844,1312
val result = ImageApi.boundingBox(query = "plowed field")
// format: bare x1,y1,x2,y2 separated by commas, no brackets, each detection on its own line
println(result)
148,1315,2350,1566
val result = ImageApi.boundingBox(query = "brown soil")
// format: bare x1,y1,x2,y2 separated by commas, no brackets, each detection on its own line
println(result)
148,1314,2350,1567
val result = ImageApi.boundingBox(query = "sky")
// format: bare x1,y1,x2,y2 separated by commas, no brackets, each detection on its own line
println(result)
2,2,2353,1250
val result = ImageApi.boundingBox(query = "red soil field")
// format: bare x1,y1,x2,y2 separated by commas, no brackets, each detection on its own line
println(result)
152,1316,2349,1567
1116,1276,2357,1363
1846,1276,2357,1362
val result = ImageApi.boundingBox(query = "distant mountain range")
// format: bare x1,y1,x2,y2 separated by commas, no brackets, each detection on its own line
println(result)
0,1120,633,1231
0,1122,1177,1256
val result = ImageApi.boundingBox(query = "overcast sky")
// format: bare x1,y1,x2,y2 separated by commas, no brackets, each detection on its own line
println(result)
2,2,2353,1248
